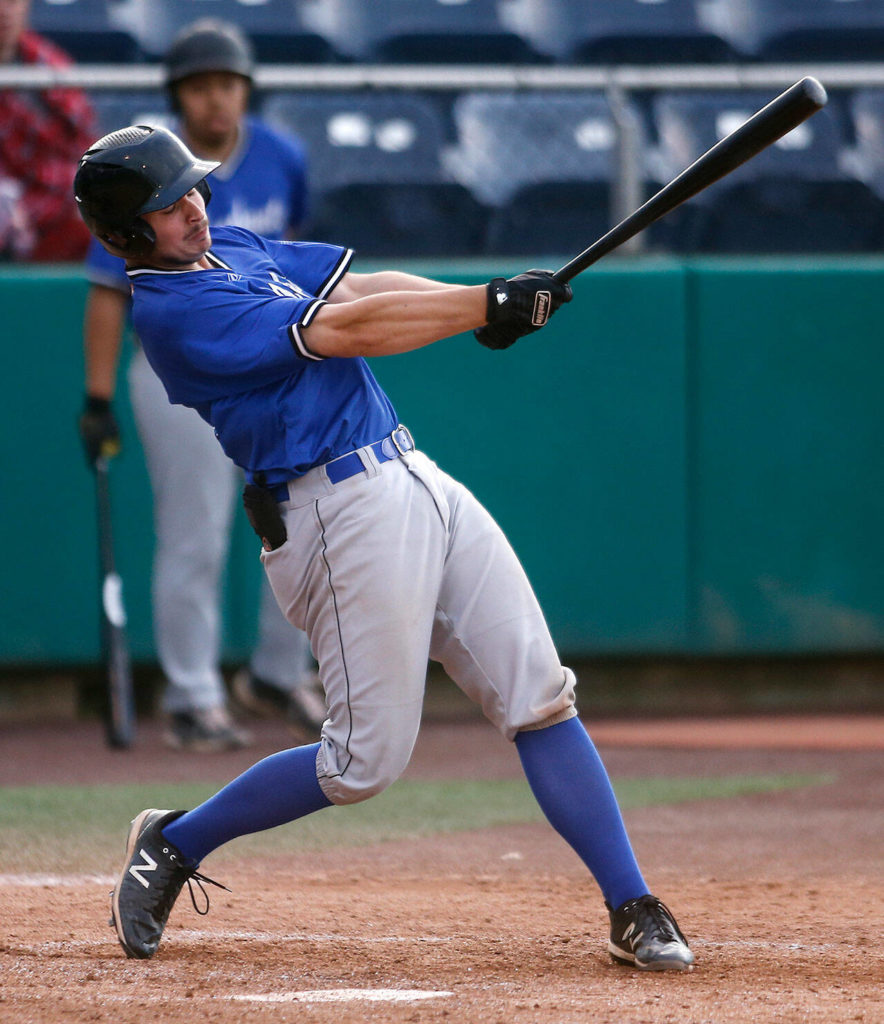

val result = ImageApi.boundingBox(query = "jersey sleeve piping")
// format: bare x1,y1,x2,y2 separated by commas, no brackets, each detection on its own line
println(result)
316,248,354,299
288,298,327,361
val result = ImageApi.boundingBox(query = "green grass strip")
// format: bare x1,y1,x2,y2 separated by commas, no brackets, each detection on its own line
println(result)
0,773,833,874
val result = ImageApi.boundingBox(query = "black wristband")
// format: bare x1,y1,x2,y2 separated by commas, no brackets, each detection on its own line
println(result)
485,278,509,323
84,394,112,414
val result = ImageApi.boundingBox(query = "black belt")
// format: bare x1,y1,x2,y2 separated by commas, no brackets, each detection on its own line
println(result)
269,426,414,501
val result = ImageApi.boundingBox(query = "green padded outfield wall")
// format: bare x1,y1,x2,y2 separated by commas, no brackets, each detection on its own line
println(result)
1,258,882,664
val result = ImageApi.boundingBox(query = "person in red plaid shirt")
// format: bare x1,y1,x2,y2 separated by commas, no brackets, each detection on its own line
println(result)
0,0,95,260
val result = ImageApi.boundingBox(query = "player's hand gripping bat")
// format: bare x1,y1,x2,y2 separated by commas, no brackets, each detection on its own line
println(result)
553,77,828,283
93,455,136,748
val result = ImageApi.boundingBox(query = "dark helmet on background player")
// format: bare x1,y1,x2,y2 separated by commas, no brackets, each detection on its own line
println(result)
164,18,254,110
73,125,219,258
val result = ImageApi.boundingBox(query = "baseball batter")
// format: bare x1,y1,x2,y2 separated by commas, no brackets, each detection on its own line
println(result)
78,20,323,750
74,125,695,972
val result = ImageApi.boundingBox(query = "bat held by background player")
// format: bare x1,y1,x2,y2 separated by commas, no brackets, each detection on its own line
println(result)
93,453,136,749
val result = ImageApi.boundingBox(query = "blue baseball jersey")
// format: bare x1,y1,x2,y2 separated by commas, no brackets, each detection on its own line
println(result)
127,226,398,484
85,117,308,291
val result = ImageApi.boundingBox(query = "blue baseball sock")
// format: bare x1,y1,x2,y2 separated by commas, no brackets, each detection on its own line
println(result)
162,743,332,864
515,716,648,910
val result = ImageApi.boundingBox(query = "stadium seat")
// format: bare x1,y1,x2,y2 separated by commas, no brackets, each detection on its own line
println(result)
122,0,336,63
700,0,884,62
502,0,737,64
263,92,487,255
89,91,171,137
310,182,489,256
483,180,612,258
846,89,884,200
650,91,884,253
264,92,452,189
299,0,544,63
449,90,647,253
653,91,847,189
29,0,142,63
450,91,629,204
691,179,884,254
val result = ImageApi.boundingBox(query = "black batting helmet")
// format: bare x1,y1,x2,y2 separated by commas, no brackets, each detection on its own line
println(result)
73,125,219,258
165,19,254,100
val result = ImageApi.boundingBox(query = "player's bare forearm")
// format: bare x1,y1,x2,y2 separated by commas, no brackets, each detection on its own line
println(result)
303,285,487,358
330,270,464,303
83,284,129,399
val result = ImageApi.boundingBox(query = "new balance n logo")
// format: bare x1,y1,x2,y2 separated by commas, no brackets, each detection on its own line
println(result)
128,848,158,888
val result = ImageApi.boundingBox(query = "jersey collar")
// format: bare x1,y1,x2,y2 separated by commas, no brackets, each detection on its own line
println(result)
126,250,232,278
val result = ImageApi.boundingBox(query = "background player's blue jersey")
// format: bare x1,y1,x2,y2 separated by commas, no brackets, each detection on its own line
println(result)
85,118,308,291
128,226,398,484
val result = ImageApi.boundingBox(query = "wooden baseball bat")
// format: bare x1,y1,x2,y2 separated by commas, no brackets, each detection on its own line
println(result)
553,77,828,283
94,456,136,748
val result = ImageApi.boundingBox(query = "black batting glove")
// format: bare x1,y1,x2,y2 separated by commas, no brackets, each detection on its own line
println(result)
475,270,572,350
79,394,121,466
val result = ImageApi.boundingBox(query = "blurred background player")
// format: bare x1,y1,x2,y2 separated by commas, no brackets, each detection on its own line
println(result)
0,0,94,260
78,19,325,752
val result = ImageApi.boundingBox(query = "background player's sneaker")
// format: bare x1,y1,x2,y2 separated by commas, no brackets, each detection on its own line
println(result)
110,808,228,959
232,668,327,738
607,894,695,971
163,706,252,752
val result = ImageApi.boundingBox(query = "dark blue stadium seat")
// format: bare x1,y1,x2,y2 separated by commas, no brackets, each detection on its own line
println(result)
89,91,171,137
310,182,489,256
125,0,336,62
689,179,884,254
483,181,612,258
263,92,453,190
298,0,543,63
30,0,142,62
847,90,884,200
263,92,487,255
503,0,737,64
653,91,846,188
649,91,884,253
449,91,641,253
701,0,884,62
451,91,625,203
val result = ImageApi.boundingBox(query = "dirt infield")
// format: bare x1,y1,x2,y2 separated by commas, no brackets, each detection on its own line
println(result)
1,713,881,1023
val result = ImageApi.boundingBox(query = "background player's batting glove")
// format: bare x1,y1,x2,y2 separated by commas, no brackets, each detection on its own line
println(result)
79,394,121,466
475,270,572,350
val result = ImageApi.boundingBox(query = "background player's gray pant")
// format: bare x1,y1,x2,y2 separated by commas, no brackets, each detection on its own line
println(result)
262,445,576,806
128,348,314,714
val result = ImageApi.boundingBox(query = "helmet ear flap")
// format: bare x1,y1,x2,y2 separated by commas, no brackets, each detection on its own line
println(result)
96,217,156,259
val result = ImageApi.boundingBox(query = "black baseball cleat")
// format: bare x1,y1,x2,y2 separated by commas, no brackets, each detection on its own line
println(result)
109,808,229,959
607,894,695,971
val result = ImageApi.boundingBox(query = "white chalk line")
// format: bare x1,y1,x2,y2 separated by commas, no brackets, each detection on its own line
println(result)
48,988,453,1006
230,990,453,1004
0,873,115,887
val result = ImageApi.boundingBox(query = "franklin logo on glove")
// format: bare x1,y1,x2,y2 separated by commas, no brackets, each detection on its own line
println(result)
532,290,551,326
